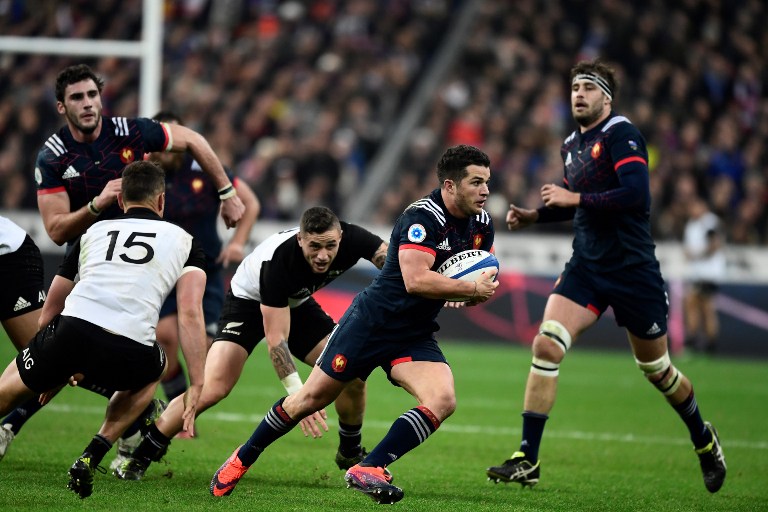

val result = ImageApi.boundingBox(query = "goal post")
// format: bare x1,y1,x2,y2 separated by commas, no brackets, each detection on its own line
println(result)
0,0,163,117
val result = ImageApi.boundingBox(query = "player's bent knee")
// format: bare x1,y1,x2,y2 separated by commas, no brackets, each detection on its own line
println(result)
635,352,684,396
539,320,572,353
530,320,572,376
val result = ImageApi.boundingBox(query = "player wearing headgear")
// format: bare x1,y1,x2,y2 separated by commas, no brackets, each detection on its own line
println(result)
486,59,726,494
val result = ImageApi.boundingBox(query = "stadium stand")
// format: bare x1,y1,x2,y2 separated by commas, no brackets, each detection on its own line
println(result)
0,0,766,245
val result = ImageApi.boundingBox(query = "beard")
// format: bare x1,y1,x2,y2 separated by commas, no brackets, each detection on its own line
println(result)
67,110,100,134
573,104,604,128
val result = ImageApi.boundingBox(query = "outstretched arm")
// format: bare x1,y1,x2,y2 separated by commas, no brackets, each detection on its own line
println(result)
217,179,260,268
165,123,245,228
175,268,207,435
261,304,328,438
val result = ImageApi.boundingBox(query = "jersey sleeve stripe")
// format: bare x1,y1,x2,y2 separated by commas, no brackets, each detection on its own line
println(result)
45,135,66,156
399,244,436,256
614,156,647,171
160,122,173,151
112,117,129,136
37,186,67,195
410,198,445,225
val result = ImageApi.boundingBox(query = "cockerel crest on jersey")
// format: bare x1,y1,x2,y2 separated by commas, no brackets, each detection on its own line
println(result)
120,148,135,164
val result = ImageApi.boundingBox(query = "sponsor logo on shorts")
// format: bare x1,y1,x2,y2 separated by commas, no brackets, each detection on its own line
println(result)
222,321,244,336
13,296,32,312
331,354,347,373
21,347,34,369
646,322,661,336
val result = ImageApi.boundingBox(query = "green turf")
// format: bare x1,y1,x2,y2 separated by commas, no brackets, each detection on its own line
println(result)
0,329,765,511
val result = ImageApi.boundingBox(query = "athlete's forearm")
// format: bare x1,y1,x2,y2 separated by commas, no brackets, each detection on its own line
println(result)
268,338,299,380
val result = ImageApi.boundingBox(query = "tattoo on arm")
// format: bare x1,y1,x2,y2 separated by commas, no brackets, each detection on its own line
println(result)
269,339,298,379
372,243,388,269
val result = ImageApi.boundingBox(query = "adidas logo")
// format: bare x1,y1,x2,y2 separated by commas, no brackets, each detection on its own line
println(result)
645,322,661,336
13,296,32,312
62,166,80,179
436,239,451,251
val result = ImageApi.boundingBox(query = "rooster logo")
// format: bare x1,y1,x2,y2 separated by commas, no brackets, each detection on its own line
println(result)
331,354,347,373
120,148,135,164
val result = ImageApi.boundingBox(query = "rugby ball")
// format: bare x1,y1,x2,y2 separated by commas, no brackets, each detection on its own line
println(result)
437,249,499,301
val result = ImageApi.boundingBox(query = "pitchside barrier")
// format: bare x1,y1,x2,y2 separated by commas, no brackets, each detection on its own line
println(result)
6,212,767,359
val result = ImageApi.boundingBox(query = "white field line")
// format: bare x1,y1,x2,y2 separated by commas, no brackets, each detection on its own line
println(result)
44,403,768,451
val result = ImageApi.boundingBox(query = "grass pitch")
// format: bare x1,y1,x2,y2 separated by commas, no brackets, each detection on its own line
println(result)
0,329,766,511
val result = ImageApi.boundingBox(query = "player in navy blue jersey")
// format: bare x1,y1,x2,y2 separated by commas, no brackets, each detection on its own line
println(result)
35,64,244,249
0,64,242,464
485,59,726,494
209,145,499,504
147,111,259,424
115,206,387,481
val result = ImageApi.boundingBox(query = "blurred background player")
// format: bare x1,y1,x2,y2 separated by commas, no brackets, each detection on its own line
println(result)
147,111,259,419
0,217,46,460
0,160,208,498
208,145,498,504
683,197,726,354
486,59,726,494
116,206,387,481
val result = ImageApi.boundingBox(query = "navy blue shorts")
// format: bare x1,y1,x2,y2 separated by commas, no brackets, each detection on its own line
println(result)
213,293,335,362
317,300,448,384
17,315,166,393
160,267,225,336
553,260,669,339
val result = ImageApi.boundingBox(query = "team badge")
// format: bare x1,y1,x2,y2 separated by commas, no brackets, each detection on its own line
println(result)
192,177,204,193
34,167,42,185
628,140,638,151
331,354,347,373
590,142,602,159
120,148,135,164
407,224,426,243
473,234,484,248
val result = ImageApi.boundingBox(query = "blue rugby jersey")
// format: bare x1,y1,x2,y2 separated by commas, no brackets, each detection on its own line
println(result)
35,117,169,242
354,188,494,340
162,154,236,265
560,112,657,271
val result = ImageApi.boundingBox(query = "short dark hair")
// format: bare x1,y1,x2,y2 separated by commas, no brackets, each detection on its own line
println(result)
55,64,104,102
570,59,618,100
121,161,165,203
153,111,183,124
300,206,340,234
436,145,490,184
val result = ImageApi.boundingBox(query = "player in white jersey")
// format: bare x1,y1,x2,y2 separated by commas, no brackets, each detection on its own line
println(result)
0,161,208,498
116,206,387,481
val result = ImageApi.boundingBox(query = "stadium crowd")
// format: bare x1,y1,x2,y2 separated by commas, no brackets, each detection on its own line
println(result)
0,0,767,244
